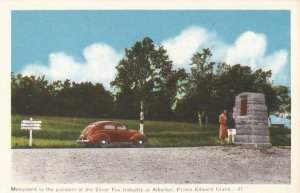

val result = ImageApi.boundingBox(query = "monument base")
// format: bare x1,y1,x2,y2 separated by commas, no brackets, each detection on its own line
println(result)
234,142,272,148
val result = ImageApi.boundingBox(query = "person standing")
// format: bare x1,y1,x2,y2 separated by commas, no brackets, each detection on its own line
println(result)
227,112,236,144
219,110,228,145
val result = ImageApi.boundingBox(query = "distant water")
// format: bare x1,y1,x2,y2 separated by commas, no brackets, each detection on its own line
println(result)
270,115,291,129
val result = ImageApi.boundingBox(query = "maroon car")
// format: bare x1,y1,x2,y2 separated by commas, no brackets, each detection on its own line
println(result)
76,121,147,147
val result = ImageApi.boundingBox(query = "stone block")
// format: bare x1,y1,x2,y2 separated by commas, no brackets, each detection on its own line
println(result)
253,129,269,135
235,135,252,143
252,121,268,126
235,125,251,130
248,115,269,121
252,135,270,143
236,128,252,135
250,125,269,130
248,107,268,112
250,112,268,116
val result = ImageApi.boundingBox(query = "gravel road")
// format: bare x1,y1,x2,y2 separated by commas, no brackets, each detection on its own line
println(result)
12,146,290,184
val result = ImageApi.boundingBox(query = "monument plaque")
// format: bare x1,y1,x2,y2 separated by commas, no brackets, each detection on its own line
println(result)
233,92,272,147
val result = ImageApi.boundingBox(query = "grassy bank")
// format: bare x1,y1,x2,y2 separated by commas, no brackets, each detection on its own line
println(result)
11,114,290,148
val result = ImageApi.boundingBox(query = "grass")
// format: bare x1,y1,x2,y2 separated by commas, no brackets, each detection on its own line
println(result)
11,137,81,148
269,126,291,146
11,114,290,148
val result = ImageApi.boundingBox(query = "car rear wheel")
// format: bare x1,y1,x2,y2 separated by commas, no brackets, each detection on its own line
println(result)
99,137,109,148
135,138,145,148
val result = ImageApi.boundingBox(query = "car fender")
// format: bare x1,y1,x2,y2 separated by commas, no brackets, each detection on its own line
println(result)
130,133,147,143
89,133,111,144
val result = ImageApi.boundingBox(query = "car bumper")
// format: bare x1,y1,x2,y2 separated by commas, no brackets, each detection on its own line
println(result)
76,139,90,144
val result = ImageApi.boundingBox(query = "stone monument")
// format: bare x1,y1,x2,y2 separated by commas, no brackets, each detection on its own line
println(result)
233,92,272,147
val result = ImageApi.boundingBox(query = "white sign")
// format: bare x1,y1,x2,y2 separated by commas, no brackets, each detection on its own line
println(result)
21,120,42,130
20,118,42,147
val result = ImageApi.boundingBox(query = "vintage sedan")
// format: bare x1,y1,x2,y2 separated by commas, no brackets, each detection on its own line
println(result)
76,121,147,148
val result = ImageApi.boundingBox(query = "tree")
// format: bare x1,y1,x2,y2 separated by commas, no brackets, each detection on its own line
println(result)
175,48,291,124
56,81,111,117
215,65,291,122
214,63,256,112
179,48,215,128
11,73,55,115
114,88,139,119
147,67,187,121
112,37,187,131
11,73,114,118
266,85,291,121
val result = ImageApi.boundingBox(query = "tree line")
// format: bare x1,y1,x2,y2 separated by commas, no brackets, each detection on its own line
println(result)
12,37,290,124
11,75,114,118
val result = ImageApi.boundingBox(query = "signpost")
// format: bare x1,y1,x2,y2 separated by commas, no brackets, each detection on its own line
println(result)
21,118,41,147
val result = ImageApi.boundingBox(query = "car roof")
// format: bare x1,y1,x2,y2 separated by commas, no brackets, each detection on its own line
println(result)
93,121,122,126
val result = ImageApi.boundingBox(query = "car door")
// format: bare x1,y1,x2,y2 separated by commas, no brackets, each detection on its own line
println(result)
116,124,132,142
103,123,118,142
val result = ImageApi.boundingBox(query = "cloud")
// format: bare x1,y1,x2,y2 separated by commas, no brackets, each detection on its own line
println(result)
162,27,288,85
161,26,210,69
161,26,229,70
255,49,288,85
262,50,288,77
225,31,288,85
22,43,122,90
225,31,267,68
22,27,289,89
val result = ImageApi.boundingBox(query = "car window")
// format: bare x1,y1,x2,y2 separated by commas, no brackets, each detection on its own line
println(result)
104,124,115,130
116,124,127,130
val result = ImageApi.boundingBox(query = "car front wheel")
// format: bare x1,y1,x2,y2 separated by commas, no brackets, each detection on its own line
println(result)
135,138,145,148
99,137,109,148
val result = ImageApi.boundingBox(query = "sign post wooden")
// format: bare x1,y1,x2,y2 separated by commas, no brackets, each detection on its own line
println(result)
21,118,42,147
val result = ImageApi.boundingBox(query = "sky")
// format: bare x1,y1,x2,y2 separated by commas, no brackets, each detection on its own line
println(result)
12,10,291,126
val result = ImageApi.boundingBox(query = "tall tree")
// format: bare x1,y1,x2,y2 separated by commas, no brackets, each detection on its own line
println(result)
184,48,215,128
111,37,186,131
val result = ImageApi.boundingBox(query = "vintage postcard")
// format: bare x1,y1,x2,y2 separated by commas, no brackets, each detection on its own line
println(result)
0,0,299,193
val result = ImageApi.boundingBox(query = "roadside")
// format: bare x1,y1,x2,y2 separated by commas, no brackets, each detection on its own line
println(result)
12,115,291,148
12,146,290,184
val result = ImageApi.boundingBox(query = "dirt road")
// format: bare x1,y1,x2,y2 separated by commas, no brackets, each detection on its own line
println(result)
12,146,290,184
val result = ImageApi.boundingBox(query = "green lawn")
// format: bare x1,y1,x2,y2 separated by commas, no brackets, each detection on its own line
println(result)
11,114,290,148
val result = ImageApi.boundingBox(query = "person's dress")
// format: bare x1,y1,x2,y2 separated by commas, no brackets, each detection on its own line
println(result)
219,113,228,140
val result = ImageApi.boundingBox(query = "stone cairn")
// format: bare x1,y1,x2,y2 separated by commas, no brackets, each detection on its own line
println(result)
233,92,272,147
